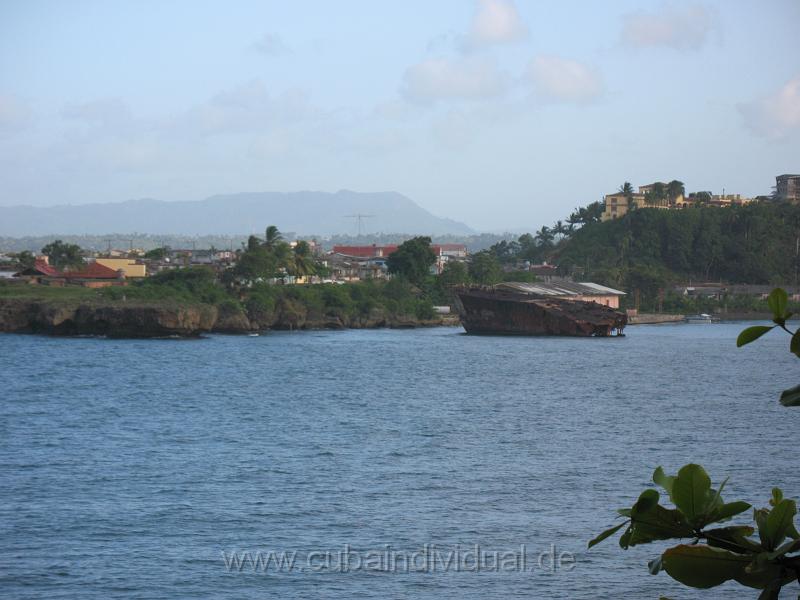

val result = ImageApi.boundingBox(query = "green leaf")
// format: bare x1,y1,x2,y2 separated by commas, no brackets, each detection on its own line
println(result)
710,501,752,523
791,331,800,357
653,466,675,495
755,508,770,547
662,544,751,589
672,464,712,525
737,325,774,347
763,499,797,550
704,526,762,553
736,560,792,590
765,537,800,560
588,521,627,548
770,488,784,507
648,555,663,575
788,519,800,540
617,508,632,517
779,384,800,407
634,488,660,512
618,527,631,549
625,504,694,548
767,288,788,320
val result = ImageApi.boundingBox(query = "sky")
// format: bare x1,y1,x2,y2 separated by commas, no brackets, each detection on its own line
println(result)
0,0,799,232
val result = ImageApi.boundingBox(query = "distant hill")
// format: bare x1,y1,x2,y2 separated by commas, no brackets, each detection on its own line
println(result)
0,190,474,237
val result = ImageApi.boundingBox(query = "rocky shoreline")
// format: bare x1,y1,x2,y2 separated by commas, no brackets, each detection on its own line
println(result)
0,298,454,338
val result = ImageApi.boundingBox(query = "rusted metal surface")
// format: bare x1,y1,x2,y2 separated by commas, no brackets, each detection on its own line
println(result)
454,286,627,337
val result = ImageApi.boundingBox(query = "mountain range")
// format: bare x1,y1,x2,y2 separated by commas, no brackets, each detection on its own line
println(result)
0,190,474,236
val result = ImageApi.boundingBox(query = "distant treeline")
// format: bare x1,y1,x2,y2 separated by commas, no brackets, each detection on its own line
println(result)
0,232,514,254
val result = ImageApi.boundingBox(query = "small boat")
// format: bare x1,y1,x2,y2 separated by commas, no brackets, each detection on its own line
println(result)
685,313,713,323
248,332,260,337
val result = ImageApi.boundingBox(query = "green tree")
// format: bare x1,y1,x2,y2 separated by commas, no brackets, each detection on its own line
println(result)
144,247,168,260
619,181,634,196
290,241,317,278
535,225,555,248
438,261,469,287
13,250,36,270
41,240,84,270
468,250,502,285
667,180,686,205
690,191,713,205
386,237,436,285
264,225,283,251
229,245,278,283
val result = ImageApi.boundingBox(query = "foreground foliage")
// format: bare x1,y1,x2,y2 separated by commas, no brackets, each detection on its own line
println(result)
590,464,800,598
737,288,800,406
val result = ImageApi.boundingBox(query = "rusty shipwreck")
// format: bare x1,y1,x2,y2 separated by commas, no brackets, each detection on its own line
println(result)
454,282,627,337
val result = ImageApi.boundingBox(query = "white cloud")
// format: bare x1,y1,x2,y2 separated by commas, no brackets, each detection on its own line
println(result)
621,3,713,51
401,57,508,104
526,56,603,104
466,0,527,47
739,75,800,139
0,94,33,135
251,33,289,56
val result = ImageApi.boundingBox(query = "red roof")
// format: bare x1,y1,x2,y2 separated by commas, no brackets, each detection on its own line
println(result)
66,262,119,279
332,245,399,258
32,259,60,277
31,259,119,279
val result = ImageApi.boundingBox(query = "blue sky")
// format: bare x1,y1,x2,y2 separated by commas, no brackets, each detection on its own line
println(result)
1,0,798,232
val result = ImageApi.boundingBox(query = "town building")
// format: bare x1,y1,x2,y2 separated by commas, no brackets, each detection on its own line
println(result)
15,258,126,287
93,258,146,278
330,243,468,276
707,194,753,207
776,174,800,203
601,193,647,221
601,182,751,221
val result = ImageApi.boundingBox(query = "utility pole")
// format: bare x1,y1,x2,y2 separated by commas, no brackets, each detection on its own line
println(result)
344,214,375,236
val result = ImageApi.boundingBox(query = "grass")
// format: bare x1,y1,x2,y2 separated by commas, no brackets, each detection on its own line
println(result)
0,281,100,302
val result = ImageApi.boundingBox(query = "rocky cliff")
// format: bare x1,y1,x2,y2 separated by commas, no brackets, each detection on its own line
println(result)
0,298,218,337
0,298,449,337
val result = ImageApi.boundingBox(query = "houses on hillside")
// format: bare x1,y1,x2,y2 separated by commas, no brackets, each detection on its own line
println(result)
776,174,800,203
327,244,468,281
601,182,755,222
601,172,800,222
16,258,130,287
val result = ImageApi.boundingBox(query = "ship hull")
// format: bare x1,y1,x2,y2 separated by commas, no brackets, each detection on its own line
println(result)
454,288,626,337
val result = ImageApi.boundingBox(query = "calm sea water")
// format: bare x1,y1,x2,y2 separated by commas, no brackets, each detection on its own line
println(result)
1,323,798,599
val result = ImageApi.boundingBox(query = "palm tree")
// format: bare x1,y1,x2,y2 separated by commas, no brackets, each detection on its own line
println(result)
651,182,666,207
667,180,685,206
554,220,566,240
290,241,317,278
535,226,554,247
264,225,283,250
619,181,635,211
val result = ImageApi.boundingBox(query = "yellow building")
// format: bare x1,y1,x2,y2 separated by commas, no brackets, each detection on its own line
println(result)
94,258,147,278
601,193,647,221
